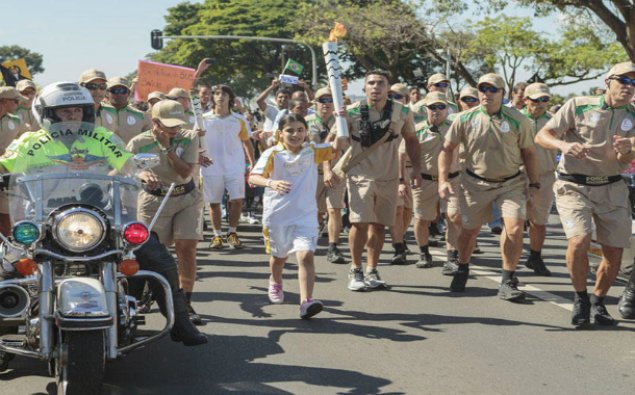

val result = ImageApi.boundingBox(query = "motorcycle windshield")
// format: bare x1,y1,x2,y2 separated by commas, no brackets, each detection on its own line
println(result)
5,121,139,227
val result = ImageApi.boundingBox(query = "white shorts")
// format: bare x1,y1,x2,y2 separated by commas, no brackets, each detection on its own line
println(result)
201,173,245,203
263,224,318,258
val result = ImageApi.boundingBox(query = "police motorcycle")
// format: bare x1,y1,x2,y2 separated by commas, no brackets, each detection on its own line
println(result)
0,83,205,394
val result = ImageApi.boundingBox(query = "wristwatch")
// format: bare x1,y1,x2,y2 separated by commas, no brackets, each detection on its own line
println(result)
529,182,541,189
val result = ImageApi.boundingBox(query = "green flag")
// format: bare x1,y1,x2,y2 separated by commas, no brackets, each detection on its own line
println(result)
284,59,304,75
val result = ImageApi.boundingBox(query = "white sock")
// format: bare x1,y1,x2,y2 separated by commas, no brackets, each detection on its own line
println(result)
213,229,222,237
228,227,237,234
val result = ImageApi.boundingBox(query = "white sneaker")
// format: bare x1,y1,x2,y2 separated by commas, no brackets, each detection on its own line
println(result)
300,299,323,319
364,269,387,289
347,268,366,291
268,278,284,304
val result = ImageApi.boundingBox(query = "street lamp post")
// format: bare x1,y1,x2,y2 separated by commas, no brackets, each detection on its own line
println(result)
150,30,318,89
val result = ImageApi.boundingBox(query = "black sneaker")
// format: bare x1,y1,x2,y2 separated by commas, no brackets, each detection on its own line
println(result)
326,248,346,264
415,253,433,268
450,268,469,292
491,226,502,235
618,289,635,319
591,301,617,326
442,260,459,276
525,256,551,276
390,251,408,265
571,295,591,329
498,280,526,302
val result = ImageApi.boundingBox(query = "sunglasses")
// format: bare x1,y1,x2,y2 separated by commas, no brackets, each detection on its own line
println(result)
427,104,447,111
460,97,478,103
478,85,499,93
528,96,550,103
389,93,404,100
433,82,449,88
317,97,334,104
109,87,130,95
610,76,635,87
84,82,107,90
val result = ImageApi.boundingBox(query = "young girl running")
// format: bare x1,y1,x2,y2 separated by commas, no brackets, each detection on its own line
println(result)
249,113,340,319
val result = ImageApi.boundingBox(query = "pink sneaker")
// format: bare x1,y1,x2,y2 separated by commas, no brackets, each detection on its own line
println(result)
268,278,284,304
300,299,323,319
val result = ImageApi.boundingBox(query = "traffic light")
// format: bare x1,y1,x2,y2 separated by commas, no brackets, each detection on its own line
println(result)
151,30,163,50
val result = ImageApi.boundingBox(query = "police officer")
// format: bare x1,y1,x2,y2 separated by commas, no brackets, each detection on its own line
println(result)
167,87,197,129
536,62,635,328
0,82,206,346
102,76,151,143
439,73,539,301
127,100,204,325
521,83,556,276
412,73,458,123
409,92,460,271
15,80,39,131
78,68,108,127
457,86,479,112
344,70,422,291
307,87,347,264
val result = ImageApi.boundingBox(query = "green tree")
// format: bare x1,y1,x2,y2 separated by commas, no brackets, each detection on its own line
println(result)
0,45,45,76
152,0,313,97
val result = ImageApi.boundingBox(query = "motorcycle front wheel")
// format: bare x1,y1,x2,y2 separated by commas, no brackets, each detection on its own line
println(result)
56,330,105,395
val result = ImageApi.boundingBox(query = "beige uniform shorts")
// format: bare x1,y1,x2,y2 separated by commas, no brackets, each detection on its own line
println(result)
554,179,631,248
347,175,398,226
138,188,204,245
459,172,527,230
527,172,556,226
316,174,346,212
412,176,460,220
397,185,413,209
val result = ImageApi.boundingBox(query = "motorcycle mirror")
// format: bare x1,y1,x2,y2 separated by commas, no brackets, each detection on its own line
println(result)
132,153,160,171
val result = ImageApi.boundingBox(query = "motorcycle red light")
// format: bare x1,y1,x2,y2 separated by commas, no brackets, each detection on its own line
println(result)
16,258,37,276
123,223,149,245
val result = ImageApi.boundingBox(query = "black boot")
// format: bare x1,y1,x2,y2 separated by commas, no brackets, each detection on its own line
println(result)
171,289,207,346
618,269,635,319
185,292,203,326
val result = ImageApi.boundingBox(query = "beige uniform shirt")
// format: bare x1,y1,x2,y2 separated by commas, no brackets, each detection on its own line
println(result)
347,99,415,181
126,129,199,185
101,103,151,144
446,105,534,180
520,108,557,175
0,113,27,154
545,95,635,176
16,106,39,132
409,118,458,175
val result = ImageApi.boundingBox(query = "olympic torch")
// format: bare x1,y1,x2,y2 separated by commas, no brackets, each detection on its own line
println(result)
322,22,349,138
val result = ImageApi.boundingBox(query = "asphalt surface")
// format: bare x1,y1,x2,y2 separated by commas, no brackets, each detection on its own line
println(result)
2,214,634,395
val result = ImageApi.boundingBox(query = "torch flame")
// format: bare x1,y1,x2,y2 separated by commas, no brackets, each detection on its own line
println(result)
328,22,347,42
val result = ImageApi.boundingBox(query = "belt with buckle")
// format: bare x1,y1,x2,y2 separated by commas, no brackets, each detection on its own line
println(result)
466,169,520,183
421,172,459,181
558,173,623,186
144,179,195,197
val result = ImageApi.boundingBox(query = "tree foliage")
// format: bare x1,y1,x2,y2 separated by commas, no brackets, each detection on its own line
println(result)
152,0,313,97
0,45,45,76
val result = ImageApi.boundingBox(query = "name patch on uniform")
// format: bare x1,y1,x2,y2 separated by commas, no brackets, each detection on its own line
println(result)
127,115,136,125
621,117,633,131
105,113,114,124
7,120,15,130
500,121,510,133
589,112,600,127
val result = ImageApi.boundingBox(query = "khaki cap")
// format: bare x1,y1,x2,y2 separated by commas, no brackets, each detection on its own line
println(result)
79,68,107,84
524,83,551,99
477,73,505,89
167,87,190,100
152,100,186,127
390,83,409,96
0,86,28,101
459,86,479,99
106,76,129,89
423,91,448,106
16,79,36,92
427,73,449,86
314,86,332,99
147,91,166,102
607,61,635,78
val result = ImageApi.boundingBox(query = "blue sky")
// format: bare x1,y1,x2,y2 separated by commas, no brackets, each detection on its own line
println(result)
1,0,604,98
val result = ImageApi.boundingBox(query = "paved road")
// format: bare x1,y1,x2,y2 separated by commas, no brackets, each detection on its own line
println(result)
2,216,634,394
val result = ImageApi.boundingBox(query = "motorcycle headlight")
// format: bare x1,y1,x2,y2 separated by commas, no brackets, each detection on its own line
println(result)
53,208,106,253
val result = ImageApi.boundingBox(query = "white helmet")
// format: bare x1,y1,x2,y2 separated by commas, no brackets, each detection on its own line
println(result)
32,82,95,128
